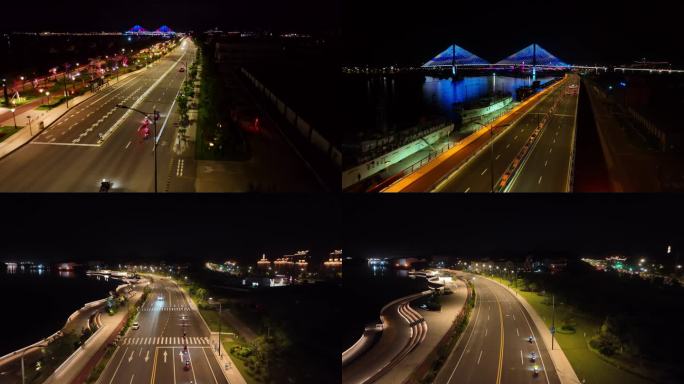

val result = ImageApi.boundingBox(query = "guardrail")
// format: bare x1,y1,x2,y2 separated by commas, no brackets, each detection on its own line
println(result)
499,80,566,191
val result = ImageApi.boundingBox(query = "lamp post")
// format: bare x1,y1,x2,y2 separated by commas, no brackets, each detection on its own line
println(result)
10,108,16,129
45,91,50,105
63,71,69,108
208,298,222,357
115,104,159,192
27,116,32,136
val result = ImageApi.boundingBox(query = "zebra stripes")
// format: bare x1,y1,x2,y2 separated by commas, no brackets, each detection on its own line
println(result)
121,336,210,345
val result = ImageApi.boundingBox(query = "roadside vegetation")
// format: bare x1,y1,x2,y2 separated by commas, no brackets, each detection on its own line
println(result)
0,126,21,143
194,38,248,161
418,279,475,384
481,261,682,384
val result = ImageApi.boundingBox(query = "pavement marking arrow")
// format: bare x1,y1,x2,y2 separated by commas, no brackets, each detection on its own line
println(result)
164,350,168,363
128,350,134,363
145,350,150,362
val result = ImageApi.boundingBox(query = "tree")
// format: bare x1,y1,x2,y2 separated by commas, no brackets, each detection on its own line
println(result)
195,287,207,302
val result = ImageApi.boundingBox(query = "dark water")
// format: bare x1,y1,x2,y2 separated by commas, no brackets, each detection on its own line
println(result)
341,73,556,139
342,261,428,350
0,267,119,356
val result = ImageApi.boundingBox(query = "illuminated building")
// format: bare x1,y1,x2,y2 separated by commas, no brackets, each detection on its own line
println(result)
324,250,343,268
257,254,272,269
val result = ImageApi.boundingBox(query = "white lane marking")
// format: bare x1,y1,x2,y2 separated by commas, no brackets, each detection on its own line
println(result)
538,176,543,184
485,328,488,337
545,160,548,167
464,187,471,193
176,159,184,176
549,148,553,153
201,346,220,384
477,349,483,365
481,168,488,176
139,347,142,356
128,350,134,363
516,328,519,337
520,349,524,366
514,135,518,140
495,154,501,160
513,314,516,321
506,143,510,149
129,374,134,384
108,347,128,384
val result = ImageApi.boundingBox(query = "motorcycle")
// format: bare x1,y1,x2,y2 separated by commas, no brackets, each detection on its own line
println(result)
99,179,112,192
528,336,534,343
533,366,539,377
530,351,536,362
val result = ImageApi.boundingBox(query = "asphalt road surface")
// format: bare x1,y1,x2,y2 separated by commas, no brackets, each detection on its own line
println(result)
508,75,580,192
0,39,195,192
434,274,561,384
435,78,568,193
96,278,228,384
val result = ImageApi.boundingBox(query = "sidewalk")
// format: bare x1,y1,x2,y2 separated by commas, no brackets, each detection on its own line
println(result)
0,62,146,161
43,289,142,384
485,277,581,384
376,279,468,384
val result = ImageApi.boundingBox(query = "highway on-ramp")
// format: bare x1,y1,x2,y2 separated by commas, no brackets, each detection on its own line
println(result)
435,273,560,384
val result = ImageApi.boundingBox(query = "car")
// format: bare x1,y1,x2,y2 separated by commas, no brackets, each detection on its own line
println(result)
132,322,140,330
157,295,164,301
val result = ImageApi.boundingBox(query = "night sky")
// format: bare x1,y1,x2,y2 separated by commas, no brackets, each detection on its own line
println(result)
0,195,340,264
2,0,340,34
343,194,683,260
342,0,684,66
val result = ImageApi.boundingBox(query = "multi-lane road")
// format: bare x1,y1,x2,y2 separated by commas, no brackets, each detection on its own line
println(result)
435,273,560,384
508,75,580,192
97,278,228,384
434,77,573,193
0,39,195,191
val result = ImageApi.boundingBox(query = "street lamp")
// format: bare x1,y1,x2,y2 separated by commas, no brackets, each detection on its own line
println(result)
10,108,17,129
26,116,32,136
208,298,222,357
116,104,159,192
45,91,50,104
38,88,44,104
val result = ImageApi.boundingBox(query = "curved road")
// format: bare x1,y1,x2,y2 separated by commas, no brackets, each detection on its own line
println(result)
435,273,560,384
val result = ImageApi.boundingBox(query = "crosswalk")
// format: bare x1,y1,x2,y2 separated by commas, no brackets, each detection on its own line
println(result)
121,336,210,346
140,306,190,312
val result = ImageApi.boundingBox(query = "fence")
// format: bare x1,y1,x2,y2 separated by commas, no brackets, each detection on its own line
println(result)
240,68,341,167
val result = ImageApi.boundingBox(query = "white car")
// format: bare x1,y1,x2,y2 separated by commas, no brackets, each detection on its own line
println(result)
157,295,164,301
132,322,140,330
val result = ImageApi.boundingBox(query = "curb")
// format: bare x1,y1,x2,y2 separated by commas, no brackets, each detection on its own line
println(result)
483,276,581,384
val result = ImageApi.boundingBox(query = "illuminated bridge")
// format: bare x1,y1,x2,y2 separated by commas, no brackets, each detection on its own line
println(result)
124,25,177,36
422,43,607,73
